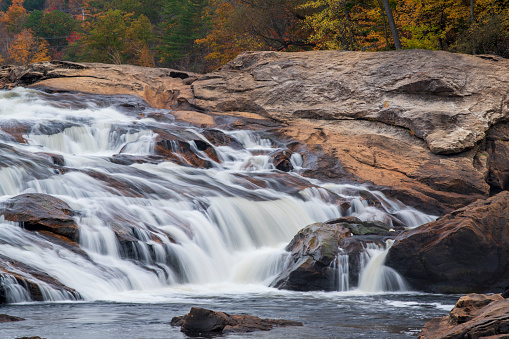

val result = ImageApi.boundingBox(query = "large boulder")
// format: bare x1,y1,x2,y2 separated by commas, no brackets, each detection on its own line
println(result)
1,193,79,241
385,191,509,293
271,217,397,291
419,293,509,339
170,307,303,334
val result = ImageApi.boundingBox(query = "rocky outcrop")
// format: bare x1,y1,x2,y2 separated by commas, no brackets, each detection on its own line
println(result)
419,293,509,339
0,61,197,111
3,51,507,214
196,50,509,155
170,307,303,334
271,217,398,291
385,191,509,293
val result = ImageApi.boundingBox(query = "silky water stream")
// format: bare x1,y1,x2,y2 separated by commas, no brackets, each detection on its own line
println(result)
0,88,458,338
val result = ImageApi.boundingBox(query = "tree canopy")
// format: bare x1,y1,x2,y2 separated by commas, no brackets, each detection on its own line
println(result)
0,0,507,69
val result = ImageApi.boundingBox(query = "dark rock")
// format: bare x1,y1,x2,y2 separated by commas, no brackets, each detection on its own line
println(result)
0,254,82,303
485,121,509,195
149,128,219,168
386,191,509,293
419,294,509,339
202,129,243,149
0,314,24,322
1,193,79,241
271,219,397,291
270,150,293,172
171,307,302,335
325,216,401,235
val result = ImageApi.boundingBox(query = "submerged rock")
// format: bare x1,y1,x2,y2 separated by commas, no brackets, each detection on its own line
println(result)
171,307,303,335
419,293,509,339
0,314,24,322
386,191,509,293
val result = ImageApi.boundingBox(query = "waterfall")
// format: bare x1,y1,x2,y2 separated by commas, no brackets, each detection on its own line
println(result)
333,250,350,292
0,88,429,302
358,240,409,292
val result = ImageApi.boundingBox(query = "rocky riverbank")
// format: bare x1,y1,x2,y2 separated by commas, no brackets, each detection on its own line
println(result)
420,293,509,338
3,49,509,216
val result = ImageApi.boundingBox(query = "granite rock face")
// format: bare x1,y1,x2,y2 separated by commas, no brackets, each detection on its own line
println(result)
386,191,509,293
3,51,508,214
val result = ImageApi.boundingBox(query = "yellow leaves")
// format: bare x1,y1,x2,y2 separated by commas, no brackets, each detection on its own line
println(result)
8,29,51,66
2,0,27,33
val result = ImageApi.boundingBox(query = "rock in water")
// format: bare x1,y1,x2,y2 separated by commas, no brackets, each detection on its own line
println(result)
0,314,24,322
170,307,303,334
271,217,397,291
386,191,509,293
1,193,79,241
419,293,509,338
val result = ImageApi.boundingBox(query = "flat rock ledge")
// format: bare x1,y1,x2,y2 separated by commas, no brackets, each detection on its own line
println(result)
420,293,509,339
171,307,303,335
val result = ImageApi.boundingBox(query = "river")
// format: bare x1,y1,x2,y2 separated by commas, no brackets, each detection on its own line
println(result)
0,88,455,338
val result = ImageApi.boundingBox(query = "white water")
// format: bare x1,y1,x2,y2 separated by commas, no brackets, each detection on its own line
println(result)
358,240,410,292
0,88,432,303
334,250,350,292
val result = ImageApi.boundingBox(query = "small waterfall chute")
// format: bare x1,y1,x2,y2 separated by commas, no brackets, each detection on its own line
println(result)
358,240,409,292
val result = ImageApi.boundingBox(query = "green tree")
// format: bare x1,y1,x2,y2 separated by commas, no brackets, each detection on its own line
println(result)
159,0,211,71
78,10,155,65
24,10,78,55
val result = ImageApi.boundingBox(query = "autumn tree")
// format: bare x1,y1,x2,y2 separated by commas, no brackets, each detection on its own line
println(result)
77,10,155,65
2,0,26,33
8,28,51,65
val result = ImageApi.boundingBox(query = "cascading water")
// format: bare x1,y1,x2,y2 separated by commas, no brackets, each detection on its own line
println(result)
0,88,435,304
333,249,350,292
358,240,410,292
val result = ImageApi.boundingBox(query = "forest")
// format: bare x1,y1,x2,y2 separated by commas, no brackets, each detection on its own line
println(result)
0,0,507,72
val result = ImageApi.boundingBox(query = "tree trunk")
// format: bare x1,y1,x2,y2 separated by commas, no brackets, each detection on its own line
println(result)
381,0,401,50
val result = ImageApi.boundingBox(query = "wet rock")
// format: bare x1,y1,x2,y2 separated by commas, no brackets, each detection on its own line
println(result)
0,314,24,322
385,191,509,293
271,222,352,291
0,254,82,303
270,150,293,172
1,193,79,241
0,61,197,111
419,293,509,339
272,218,396,291
171,307,302,335
150,128,219,168
202,128,243,149
325,216,402,235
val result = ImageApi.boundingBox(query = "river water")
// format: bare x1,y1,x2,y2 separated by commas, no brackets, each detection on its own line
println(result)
0,88,456,338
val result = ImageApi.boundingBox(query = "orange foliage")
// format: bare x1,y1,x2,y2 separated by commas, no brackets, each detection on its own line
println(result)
8,29,51,65
2,0,27,33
